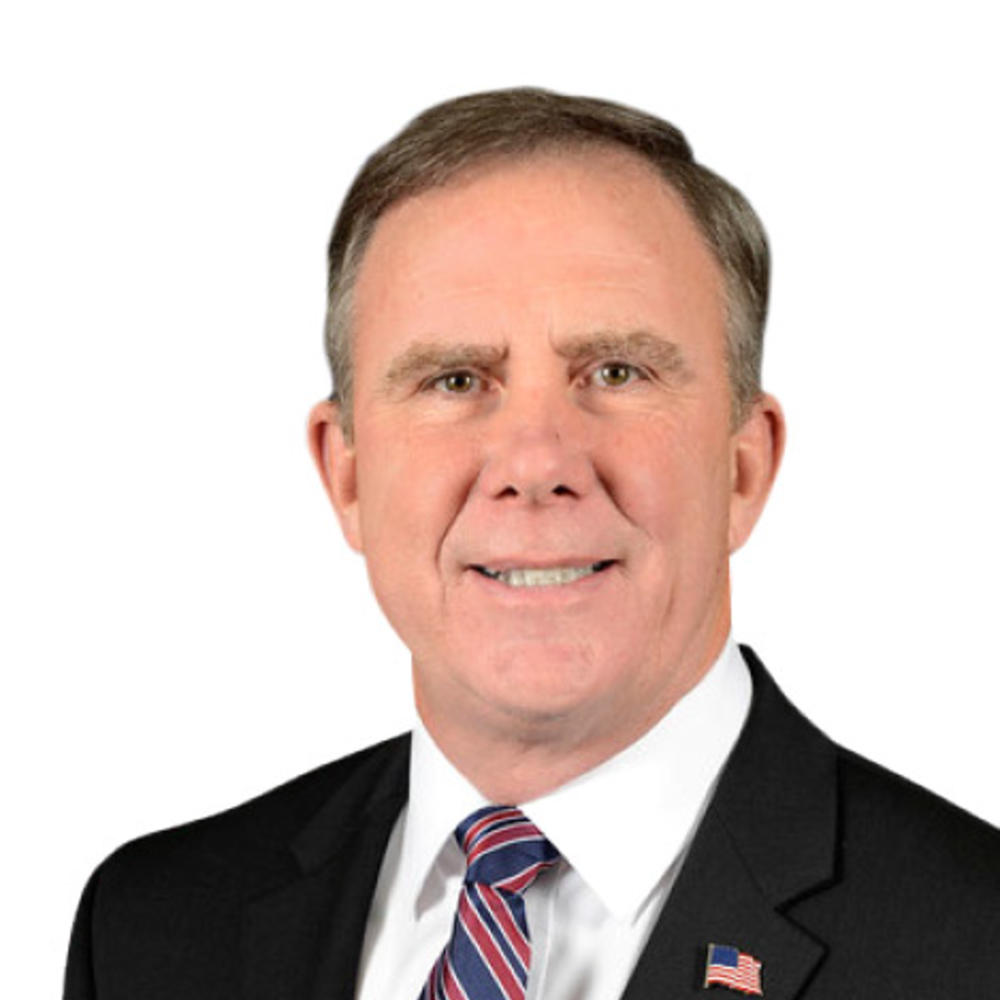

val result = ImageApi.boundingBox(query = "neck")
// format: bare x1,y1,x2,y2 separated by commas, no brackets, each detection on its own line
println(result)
415,624,730,804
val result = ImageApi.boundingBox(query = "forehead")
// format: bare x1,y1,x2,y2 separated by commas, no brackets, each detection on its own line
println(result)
351,149,726,361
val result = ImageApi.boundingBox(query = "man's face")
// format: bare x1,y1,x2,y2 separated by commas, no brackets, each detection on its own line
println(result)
314,150,779,759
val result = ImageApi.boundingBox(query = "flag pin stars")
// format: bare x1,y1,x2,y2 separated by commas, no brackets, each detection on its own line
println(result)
703,943,763,996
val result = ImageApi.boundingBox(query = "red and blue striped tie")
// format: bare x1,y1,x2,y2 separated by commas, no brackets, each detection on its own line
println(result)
419,805,560,1000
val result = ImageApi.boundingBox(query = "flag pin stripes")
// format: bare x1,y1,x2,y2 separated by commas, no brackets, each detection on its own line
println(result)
703,943,763,995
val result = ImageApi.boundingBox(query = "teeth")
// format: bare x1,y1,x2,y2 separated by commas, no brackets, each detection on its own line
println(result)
476,562,612,587
502,566,593,587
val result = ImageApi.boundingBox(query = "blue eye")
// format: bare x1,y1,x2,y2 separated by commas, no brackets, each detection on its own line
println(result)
592,362,642,387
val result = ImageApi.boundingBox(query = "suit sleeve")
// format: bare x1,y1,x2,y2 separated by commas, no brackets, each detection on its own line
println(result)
63,864,102,1000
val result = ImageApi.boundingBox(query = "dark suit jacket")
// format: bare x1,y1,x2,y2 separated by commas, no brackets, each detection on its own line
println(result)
64,648,1000,999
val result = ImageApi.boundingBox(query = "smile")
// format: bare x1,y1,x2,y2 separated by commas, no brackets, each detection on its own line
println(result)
471,560,616,588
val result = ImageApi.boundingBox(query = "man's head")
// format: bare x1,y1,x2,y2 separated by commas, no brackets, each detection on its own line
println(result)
309,90,784,799
322,88,770,438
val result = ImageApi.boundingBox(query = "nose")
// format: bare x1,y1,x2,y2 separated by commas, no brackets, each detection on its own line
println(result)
476,392,597,505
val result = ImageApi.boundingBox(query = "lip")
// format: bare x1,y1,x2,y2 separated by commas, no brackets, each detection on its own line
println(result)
466,556,616,573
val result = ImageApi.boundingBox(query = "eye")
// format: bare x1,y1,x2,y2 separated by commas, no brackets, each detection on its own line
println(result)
590,361,644,388
430,370,481,394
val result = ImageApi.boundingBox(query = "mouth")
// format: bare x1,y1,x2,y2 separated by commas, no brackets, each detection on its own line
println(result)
470,560,617,588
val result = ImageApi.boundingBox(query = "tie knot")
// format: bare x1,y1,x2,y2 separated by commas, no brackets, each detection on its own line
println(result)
455,805,560,895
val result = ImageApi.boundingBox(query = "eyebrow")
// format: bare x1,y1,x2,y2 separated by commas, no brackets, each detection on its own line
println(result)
381,341,509,391
555,329,693,380
379,329,692,392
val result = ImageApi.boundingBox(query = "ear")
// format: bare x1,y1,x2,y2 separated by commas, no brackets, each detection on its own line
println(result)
728,392,785,552
307,400,363,552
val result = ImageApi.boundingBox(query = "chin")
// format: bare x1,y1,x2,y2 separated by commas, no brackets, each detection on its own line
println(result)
473,640,624,718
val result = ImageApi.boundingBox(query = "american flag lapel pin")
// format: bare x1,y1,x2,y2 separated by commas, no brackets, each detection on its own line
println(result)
703,943,763,996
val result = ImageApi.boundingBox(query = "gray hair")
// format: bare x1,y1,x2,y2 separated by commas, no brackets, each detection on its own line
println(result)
324,87,769,436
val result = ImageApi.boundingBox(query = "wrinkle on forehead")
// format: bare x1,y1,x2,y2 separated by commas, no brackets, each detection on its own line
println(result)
353,149,729,390
357,149,719,292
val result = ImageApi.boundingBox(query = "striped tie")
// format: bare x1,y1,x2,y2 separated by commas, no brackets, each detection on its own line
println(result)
419,805,560,1000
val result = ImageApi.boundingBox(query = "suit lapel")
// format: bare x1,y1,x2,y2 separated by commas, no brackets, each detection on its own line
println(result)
241,737,410,1000
622,648,838,1000
621,811,826,1000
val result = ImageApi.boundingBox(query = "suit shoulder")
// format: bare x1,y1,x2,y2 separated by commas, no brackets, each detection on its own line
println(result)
811,744,1000,945
836,745,1000,875
93,733,410,896
65,737,409,998
780,739,1000,994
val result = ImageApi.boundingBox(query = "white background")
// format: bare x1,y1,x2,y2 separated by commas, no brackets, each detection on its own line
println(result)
3,2,998,994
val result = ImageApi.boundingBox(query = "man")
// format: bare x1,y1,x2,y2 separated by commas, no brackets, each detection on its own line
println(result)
65,89,1000,1000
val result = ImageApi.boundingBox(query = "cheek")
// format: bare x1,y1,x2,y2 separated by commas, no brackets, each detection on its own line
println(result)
354,424,479,580
602,421,732,546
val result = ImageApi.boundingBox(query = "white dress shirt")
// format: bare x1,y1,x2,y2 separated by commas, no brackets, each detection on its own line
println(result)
356,637,752,1000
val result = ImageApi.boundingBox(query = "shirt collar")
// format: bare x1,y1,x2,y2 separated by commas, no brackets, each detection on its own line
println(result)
400,714,488,919
402,637,752,922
